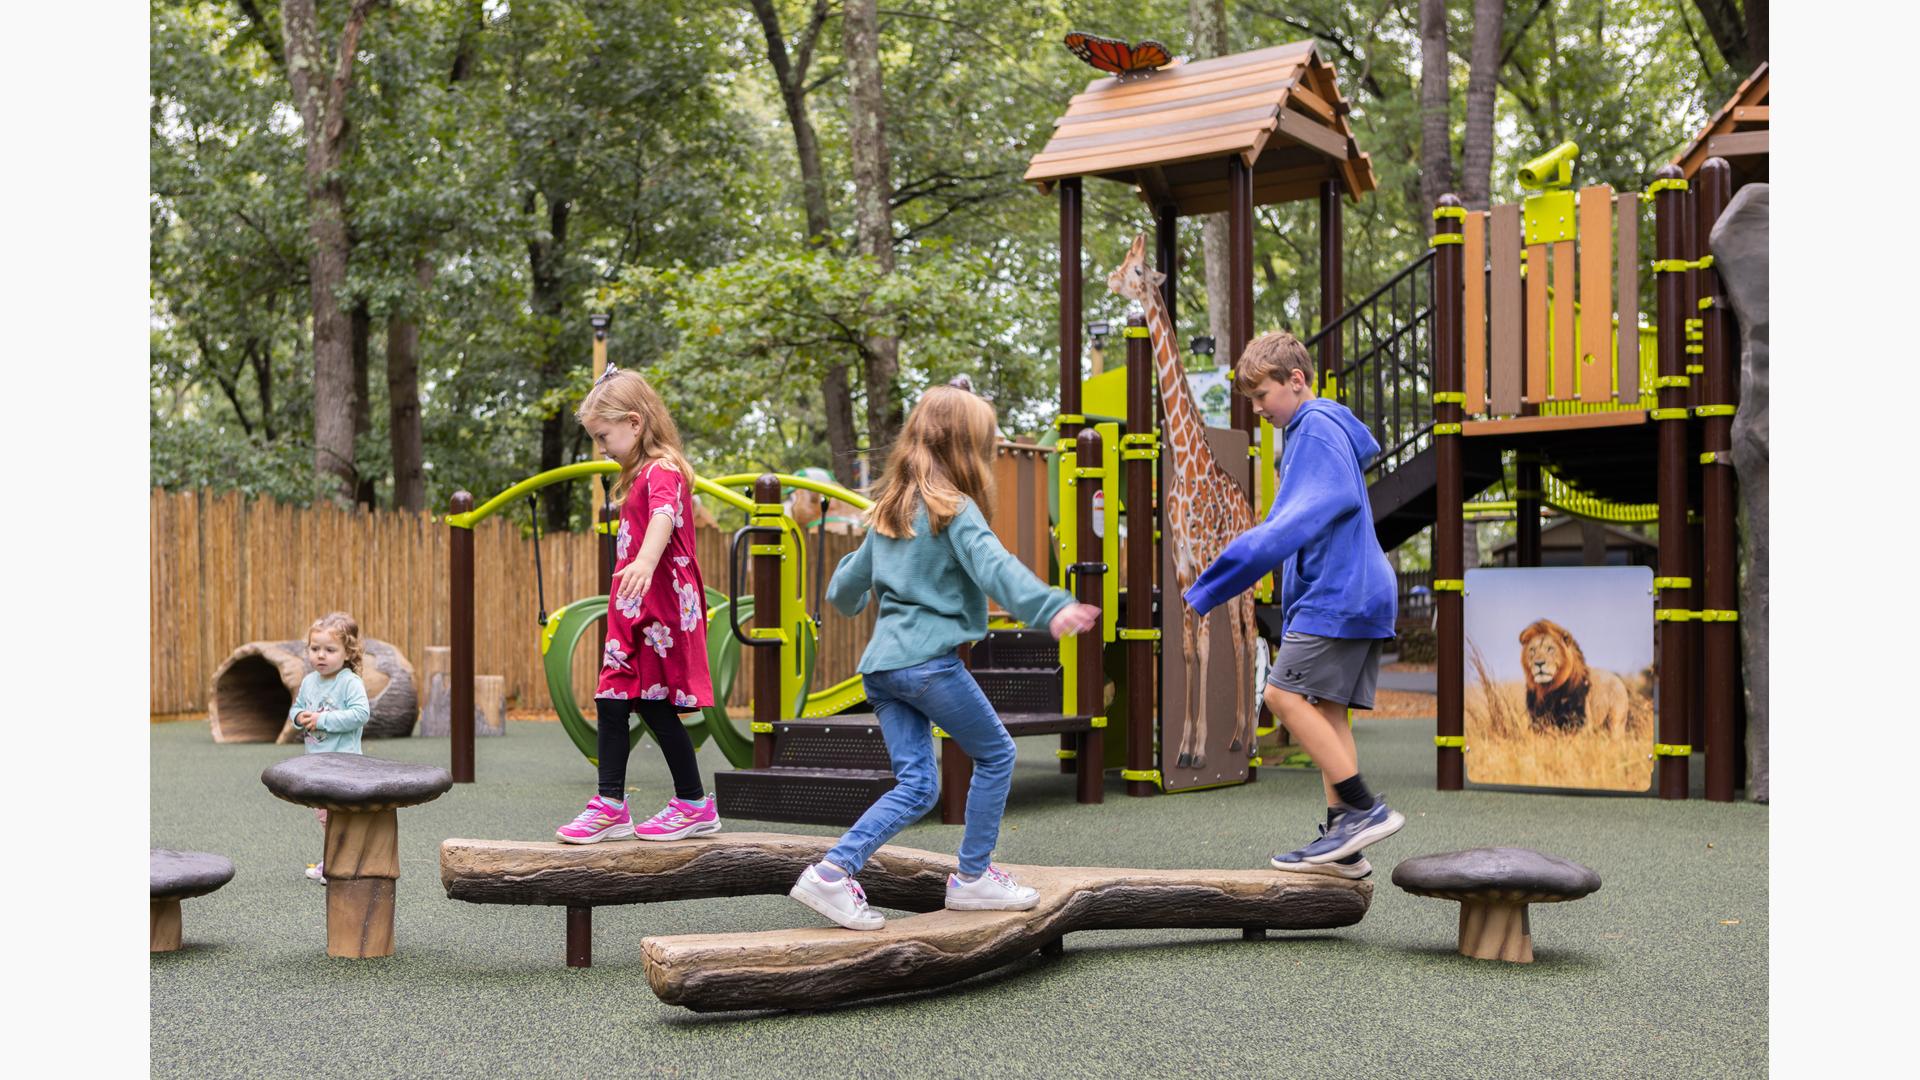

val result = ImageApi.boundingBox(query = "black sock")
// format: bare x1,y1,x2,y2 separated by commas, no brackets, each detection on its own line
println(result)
1333,774,1376,811
1326,805,1341,827
637,701,707,802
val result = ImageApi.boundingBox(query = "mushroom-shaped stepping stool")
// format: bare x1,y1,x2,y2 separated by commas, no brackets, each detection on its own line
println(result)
150,849,235,952
1391,847,1600,963
261,754,452,958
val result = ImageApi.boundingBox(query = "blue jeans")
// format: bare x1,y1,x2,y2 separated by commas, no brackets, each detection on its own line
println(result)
824,651,1016,878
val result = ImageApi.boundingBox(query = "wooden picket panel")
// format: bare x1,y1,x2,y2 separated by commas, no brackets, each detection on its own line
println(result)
1489,204,1524,415
1578,185,1615,403
1551,240,1575,400
1616,192,1641,403
1463,210,1488,416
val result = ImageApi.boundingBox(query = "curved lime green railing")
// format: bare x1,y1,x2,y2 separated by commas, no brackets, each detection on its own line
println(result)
469,464,869,763
445,461,754,529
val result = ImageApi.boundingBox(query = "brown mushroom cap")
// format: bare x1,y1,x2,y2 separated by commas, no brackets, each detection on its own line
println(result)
1391,847,1601,904
261,753,453,811
151,849,236,901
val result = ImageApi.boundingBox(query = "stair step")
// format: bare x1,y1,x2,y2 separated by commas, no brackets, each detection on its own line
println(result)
715,767,898,827
971,628,1058,670
969,667,1064,715
771,715,891,771
996,713,1100,737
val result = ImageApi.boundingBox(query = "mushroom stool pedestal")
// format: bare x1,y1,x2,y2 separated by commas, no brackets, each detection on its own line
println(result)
261,754,451,958
1391,847,1601,963
150,850,236,952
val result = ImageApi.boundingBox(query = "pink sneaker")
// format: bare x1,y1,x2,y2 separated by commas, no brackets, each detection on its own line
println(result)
555,795,634,844
632,796,722,841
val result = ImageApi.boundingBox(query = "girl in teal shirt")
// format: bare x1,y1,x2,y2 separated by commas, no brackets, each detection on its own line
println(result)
288,611,371,882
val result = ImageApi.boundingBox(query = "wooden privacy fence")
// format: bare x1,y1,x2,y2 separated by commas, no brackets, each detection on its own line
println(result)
150,489,876,717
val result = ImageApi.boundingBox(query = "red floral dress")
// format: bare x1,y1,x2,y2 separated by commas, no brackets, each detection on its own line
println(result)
596,462,713,709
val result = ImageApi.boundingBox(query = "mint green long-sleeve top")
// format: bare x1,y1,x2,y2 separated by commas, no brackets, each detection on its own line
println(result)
287,669,370,755
827,498,1075,674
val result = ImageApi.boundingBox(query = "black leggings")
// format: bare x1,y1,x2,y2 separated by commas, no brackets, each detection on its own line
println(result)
597,698,705,803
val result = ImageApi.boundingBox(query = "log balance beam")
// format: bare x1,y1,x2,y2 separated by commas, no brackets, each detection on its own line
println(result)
441,833,1371,1010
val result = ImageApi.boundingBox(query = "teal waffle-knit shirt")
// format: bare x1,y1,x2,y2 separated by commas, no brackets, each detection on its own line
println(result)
287,669,370,755
827,499,1074,674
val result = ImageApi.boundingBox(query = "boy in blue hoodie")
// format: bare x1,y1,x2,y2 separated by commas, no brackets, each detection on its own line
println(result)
1183,331,1405,876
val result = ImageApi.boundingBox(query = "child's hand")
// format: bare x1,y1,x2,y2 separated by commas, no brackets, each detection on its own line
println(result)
295,710,318,731
1048,603,1101,640
616,560,654,600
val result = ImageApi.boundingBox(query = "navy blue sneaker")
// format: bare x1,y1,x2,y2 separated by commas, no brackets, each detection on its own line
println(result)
1270,824,1371,879
1296,800,1405,864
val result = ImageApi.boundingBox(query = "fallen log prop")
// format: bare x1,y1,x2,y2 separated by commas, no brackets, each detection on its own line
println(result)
440,833,1371,1000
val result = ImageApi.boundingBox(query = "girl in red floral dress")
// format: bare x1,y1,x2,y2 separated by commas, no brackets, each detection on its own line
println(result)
556,368,720,844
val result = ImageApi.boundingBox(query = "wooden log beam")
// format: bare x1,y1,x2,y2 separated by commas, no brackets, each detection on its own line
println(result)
642,862,1371,1012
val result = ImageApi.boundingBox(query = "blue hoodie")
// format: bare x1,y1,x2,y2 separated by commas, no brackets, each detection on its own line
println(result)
1183,398,1396,639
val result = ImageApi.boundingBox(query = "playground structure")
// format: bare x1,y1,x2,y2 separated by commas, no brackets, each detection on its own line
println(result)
439,43,1767,817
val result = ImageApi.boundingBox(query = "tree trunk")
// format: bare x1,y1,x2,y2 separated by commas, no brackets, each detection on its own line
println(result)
528,192,574,532
843,0,901,468
281,0,380,506
1189,0,1233,355
386,257,430,513
351,299,376,507
1689,0,1754,74
1460,0,1506,211
748,0,856,483
1418,0,1454,223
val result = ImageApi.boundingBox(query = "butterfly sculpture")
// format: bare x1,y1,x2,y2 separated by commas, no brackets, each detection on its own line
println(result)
1064,31,1172,77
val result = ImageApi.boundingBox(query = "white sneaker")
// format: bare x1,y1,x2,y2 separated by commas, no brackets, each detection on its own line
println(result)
304,863,327,884
789,865,885,930
944,865,1039,911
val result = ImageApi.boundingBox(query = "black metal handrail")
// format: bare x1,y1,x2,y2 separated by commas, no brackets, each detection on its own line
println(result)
1305,249,1438,480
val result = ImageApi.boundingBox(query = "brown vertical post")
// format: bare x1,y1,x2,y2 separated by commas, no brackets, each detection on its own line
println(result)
942,641,976,825
1155,204,1179,331
1059,177,1084,437
751,475,782,770
1653,165,1691,801
1516,454,1542,566
566,906,592,968
1318,179,1345,386
1124,311,1157,798
589,314,610,514
1229,157,1256,433
1057,177,1084,770
1433,196,1465,791
1697,158,1739,802
1074,427,1106,805
449,490,475,784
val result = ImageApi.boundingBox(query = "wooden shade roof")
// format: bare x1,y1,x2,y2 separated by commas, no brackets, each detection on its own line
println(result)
1024,40,1378,215
1673,62,1768,185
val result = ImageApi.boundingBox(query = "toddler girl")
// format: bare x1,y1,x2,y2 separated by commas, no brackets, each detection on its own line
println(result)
288,611,370,882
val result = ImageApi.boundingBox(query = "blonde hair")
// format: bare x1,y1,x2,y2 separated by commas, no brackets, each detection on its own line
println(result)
308,612,364,675
1233,330,1315,396
577,370,697,503
869,385,997,539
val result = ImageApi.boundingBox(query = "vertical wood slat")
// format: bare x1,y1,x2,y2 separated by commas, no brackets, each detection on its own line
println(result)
1551,239,1576,402
1489,203,1523,415
1616,193,1641,403
1525,241,1549,405
1463,210,1488,415
1577,185,1615,403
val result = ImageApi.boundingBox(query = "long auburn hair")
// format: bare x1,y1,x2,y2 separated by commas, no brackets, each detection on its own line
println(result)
869,385,997,538
308,611,364,674
576,370,697,503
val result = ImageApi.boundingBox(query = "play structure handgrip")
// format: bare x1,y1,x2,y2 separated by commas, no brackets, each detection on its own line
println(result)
728,524,785,649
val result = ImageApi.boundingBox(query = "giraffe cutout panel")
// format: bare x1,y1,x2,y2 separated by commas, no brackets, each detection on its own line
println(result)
1106,235,1261,790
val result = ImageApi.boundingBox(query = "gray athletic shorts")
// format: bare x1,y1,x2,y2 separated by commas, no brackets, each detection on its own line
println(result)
1265,631,1387,710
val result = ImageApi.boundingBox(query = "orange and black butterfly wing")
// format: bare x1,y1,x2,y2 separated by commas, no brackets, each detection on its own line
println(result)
1064,30,1129,74
1125,39,1172,72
